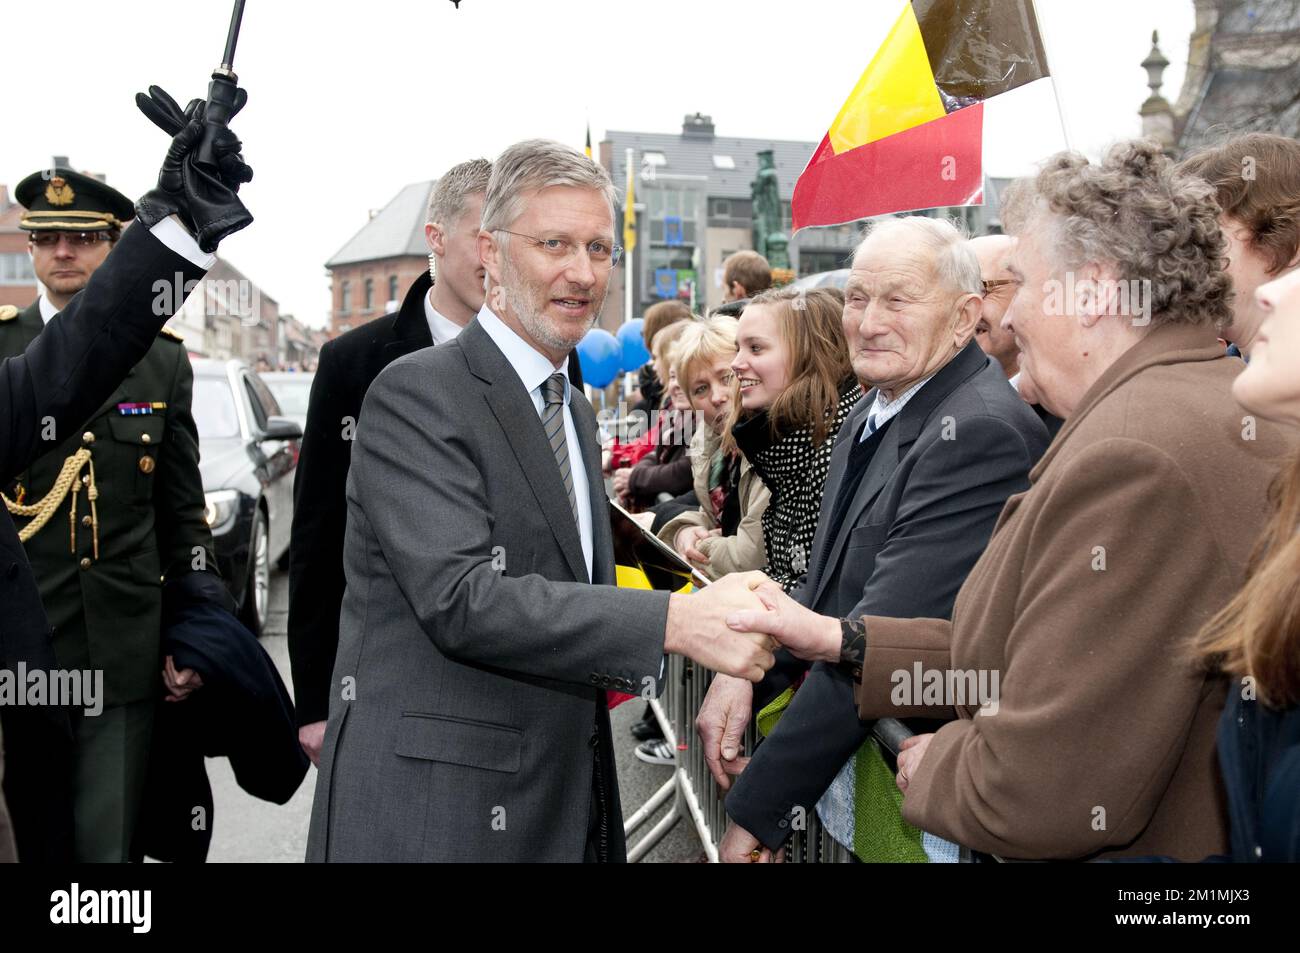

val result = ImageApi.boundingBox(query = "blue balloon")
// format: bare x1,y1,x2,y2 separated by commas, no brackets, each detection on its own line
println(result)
617,319,651,373
576,328,622,388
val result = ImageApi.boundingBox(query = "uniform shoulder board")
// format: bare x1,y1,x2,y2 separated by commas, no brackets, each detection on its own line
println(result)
0,305,19,321
159,326,185,342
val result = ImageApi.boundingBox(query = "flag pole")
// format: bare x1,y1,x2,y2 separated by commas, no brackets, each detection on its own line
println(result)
1030,0,1073,151
624,147,635,325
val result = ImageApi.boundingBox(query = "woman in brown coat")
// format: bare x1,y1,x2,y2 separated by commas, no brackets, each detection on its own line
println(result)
727,141,1294,861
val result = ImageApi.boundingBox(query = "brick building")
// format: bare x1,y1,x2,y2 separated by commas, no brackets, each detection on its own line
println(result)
325,180,434,336
0,184,38,308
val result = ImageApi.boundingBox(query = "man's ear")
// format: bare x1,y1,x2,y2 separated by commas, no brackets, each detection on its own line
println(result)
478,229,501,284
952,292,983,347
426,221,446,259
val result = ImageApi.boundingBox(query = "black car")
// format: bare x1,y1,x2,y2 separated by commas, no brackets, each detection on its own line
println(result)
191,358,301,636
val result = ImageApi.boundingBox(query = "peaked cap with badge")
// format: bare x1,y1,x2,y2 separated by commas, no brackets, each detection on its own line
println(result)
14,167,136,234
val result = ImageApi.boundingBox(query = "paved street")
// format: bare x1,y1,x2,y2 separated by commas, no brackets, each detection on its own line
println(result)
206,569,705,862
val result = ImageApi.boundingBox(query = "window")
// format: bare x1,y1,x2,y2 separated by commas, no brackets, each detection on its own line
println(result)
709,198,732,218
243,377,269,430
0,253,35,285
712,155,735,170
340,280,352,314
799,250,850,277
250,373,282,417
364,278,374,312
388,275,399,303
192,377,241,439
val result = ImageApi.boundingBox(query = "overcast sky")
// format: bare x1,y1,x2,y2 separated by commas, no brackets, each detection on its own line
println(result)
4,0,1194,328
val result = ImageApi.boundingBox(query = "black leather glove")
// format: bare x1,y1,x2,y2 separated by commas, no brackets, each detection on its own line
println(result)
134,85,254,253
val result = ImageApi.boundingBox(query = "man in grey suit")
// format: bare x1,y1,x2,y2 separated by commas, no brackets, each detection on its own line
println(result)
697,218,1051,861
306,139,773,863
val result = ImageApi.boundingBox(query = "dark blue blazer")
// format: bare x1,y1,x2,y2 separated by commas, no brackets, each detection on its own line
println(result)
1218,690,1300,862
0,225,204,862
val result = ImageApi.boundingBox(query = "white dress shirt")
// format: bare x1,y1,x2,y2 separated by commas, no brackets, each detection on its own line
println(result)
37,215,216,325
424,292,465,346
474,305,594,579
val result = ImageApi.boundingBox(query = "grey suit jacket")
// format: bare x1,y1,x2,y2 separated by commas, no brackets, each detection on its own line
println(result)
725,341,1050,849
306,319,669,862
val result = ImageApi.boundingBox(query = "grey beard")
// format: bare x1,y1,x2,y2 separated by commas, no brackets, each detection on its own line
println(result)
500,257,603,351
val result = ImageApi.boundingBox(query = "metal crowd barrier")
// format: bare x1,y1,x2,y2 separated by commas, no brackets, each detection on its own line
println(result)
623,653,990,863
625,654,914,863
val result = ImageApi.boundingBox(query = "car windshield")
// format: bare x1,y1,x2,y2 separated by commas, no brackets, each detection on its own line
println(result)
193,376,241,439
265,378,312,417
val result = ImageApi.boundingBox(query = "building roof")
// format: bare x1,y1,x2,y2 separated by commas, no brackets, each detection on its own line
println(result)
326,180,434,267
604,124,819,200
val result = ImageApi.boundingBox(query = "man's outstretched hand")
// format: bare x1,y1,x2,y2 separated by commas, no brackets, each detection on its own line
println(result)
134,84,254,252
664,571,776,682
724,575,843,664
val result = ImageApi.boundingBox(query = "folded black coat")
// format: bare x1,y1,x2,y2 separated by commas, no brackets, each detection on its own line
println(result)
132,572,308,862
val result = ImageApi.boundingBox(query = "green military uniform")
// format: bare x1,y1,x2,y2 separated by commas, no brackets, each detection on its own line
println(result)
1,168,216,862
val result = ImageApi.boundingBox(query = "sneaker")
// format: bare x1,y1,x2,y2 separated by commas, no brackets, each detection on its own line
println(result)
630,718,665,742
635,739,676,766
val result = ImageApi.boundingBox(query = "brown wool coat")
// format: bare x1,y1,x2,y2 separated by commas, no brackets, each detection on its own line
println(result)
855,322,1294,861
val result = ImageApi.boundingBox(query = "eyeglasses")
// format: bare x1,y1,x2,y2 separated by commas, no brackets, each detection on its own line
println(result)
981,278,1018,294
29,230,115,248
494,229,623,268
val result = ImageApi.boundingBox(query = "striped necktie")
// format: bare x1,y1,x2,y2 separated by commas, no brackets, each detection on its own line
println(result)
541,373,579,525
863,411,880,440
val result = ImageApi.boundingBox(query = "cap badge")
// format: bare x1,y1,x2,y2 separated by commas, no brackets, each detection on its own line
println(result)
45,176,75,206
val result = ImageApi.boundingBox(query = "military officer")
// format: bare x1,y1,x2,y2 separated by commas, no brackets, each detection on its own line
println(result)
1,167,217,862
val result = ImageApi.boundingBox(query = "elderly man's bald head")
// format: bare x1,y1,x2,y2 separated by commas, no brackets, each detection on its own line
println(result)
967,234,1020,378
968,234,1015,278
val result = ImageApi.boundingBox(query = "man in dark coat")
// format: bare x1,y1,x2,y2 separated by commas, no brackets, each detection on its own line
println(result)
288,159,583,763
0,87,254,861
1,168,218,862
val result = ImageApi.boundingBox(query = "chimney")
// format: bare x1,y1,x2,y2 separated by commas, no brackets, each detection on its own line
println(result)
682,113,715,138
51,155,69,170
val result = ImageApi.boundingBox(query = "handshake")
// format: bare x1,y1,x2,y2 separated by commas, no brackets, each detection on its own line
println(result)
663,571,843,681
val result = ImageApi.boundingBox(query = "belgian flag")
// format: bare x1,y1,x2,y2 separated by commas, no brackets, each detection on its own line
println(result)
793,0,1050,230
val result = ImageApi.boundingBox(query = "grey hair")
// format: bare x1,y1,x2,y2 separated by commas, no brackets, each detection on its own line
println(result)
854,215,982,296
1001,139,1231,329
481,138,617,236
426,158,492,228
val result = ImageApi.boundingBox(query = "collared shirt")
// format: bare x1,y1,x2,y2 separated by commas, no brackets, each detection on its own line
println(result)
475,304,593,579
1009,371,1022,393
860,374,933,442
424,292,465,346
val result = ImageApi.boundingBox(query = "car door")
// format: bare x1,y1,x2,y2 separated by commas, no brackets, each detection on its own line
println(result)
241,371,297,562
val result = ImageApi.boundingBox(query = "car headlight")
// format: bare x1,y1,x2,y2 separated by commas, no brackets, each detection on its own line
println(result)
203,490,240,533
